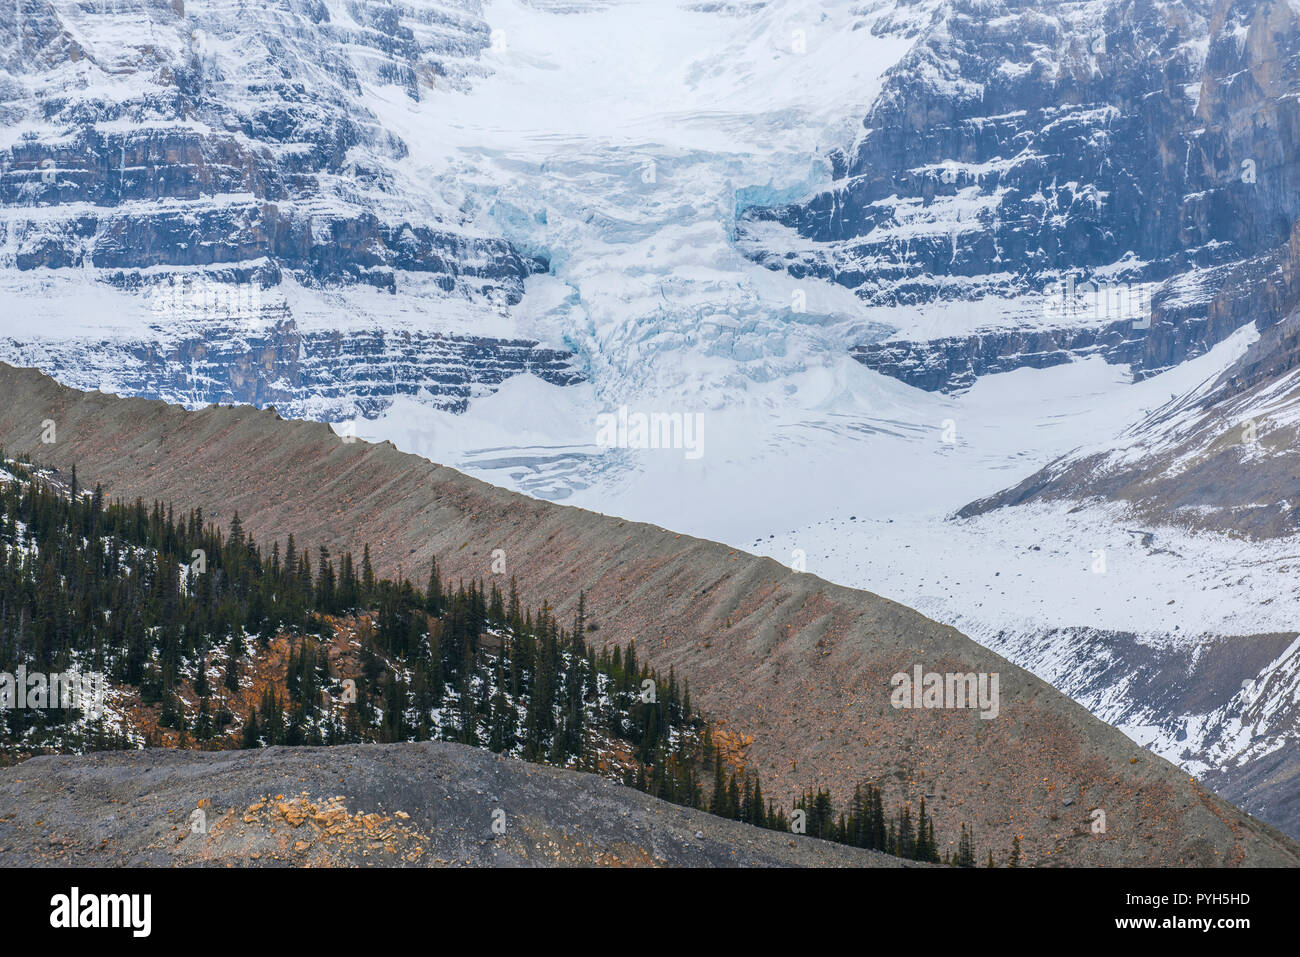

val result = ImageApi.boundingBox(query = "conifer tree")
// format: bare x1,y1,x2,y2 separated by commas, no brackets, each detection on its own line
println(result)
709,753,727,816
956,822,975,867
242,706,261,748
361,544,375,602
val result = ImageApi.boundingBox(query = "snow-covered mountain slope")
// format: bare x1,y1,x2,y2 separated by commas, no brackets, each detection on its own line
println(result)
741,0,1300,392
15,0,1296,417
964,303,1300,538
0,0,578,416
3,0,1299,837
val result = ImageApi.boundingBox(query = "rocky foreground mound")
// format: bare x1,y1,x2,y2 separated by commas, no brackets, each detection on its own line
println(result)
0,743,909,868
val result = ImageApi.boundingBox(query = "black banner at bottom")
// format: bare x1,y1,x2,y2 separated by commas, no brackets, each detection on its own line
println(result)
0,866,1280,944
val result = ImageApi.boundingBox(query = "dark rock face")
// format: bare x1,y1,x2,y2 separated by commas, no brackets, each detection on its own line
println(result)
5,316,584,418
0,0,527,294
0,0,574,414
853,315,1145,392
740,0,1300,392
140,323,583,417
1215,294,1300,399
1,200,543,296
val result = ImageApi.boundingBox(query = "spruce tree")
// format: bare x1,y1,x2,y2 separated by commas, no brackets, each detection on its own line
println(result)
709,753,727,816
241,706,261,747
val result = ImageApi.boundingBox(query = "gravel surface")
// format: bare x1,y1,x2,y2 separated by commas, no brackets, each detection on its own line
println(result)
0,743,915,867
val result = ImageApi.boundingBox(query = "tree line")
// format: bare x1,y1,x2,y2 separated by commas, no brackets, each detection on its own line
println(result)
0,456,1008,864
